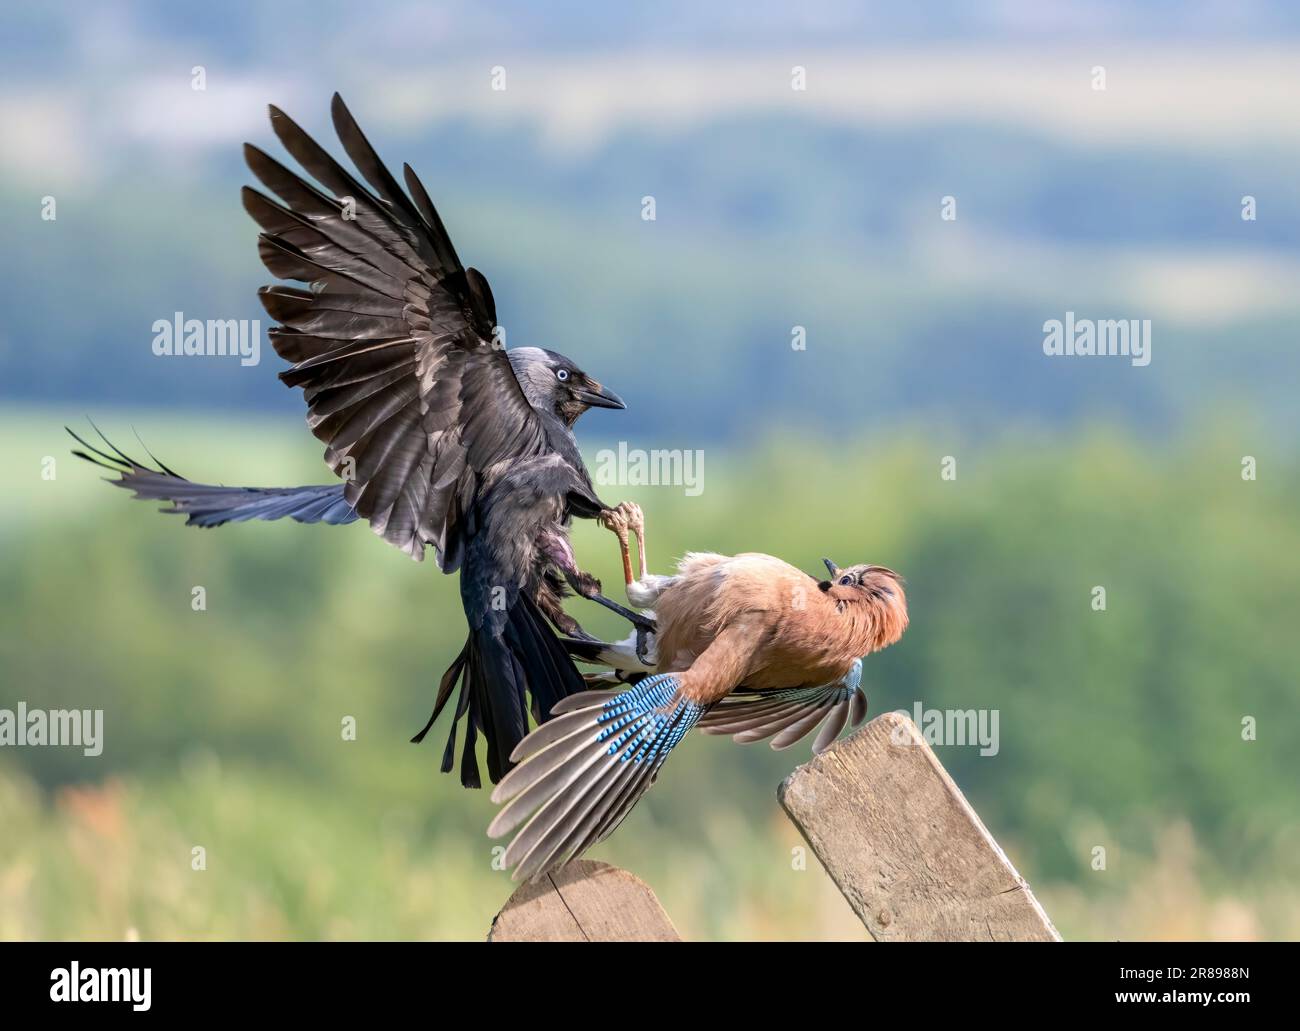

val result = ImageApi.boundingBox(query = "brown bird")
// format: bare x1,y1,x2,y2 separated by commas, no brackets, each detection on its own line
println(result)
488,538,909,881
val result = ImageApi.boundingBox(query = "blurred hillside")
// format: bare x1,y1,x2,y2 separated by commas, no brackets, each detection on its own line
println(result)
4,8,1300,446
6,115,1300,448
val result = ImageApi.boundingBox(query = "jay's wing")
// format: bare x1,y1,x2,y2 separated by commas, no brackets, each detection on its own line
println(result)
245,93,547,566
697,658,869,754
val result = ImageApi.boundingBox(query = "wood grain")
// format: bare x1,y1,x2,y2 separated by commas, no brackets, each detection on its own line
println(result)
778,711,1061,941
488,860,681,941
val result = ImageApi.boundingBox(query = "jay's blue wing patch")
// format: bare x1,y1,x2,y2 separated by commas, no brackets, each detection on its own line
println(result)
487,674,705,882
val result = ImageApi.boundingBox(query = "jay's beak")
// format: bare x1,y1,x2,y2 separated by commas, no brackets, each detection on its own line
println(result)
576,380,626,410
823,558,839,577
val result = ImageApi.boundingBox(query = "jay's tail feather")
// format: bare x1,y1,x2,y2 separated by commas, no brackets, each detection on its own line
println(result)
487,674,705,881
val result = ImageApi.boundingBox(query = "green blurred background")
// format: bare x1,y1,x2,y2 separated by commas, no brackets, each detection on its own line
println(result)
2,2,1298,940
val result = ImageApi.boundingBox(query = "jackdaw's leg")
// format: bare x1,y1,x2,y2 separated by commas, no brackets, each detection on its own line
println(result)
540,528,656,662
565,570,656,635
535,573,600,642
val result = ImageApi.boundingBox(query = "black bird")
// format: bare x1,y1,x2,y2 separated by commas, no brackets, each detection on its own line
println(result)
71,94,652,787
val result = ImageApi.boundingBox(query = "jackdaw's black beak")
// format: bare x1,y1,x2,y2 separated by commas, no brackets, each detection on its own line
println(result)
823,558,839,577
576,381,626,410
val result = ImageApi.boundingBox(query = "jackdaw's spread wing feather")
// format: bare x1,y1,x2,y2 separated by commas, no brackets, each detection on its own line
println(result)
69,427,360,527
245,93,547,566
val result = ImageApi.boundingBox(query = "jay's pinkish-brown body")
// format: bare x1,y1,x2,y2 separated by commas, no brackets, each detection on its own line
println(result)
489,524,910,882
652,552,908,705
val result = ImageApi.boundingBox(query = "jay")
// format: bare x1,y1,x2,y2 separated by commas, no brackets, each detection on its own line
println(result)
489,503,909,881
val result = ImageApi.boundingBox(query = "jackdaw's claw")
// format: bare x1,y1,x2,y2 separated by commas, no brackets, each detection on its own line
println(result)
598,506,629,540
634,624,653,665
621,501,644,536
599,501,642,538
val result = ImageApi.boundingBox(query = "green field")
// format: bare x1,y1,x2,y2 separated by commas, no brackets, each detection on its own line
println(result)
1,410,1297,940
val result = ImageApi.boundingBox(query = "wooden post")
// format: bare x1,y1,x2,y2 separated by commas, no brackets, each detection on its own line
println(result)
778,711,1061,941
488,860,681,941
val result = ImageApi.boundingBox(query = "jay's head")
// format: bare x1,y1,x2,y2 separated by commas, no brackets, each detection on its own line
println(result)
820,558,909,648
507,347,625,427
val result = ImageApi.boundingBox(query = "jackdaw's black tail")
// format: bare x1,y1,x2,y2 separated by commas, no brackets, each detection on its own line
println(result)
69,424,359,527
413,591,587,789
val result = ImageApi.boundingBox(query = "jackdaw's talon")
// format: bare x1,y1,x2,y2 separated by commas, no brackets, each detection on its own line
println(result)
635,625,653,665
598,507,629,537
620,501,644,536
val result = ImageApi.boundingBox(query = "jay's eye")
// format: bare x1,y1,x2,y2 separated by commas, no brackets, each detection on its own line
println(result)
556,369,570,381
839,575,854,586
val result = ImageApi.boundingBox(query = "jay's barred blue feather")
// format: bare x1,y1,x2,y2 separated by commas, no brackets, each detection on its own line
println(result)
488,675,705,881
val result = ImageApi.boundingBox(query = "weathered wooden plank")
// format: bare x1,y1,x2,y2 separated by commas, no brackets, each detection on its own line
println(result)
778,711,1061,941
488,860,681,942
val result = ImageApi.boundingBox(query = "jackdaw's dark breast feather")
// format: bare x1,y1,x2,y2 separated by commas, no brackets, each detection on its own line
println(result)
244,92,547,565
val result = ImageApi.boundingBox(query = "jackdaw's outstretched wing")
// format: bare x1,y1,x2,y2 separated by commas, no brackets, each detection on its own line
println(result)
245,93,547,566
69,427,359,527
